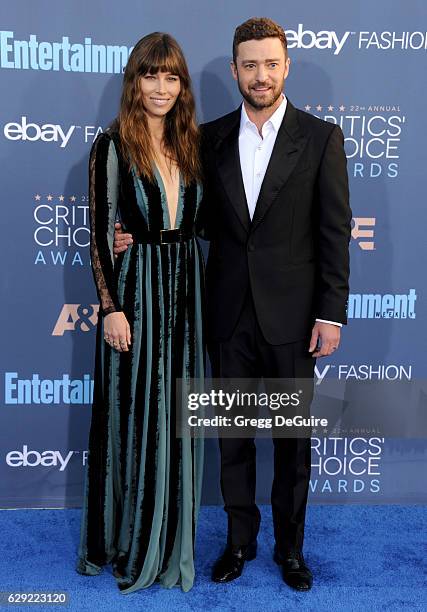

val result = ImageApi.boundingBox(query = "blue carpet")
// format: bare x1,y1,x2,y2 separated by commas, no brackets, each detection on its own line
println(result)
0,505,426,611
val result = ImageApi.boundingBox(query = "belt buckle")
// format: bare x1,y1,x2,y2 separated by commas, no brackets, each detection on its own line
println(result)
160,228,180,244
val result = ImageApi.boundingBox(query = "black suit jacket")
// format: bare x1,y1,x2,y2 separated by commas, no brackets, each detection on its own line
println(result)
198,99,352,345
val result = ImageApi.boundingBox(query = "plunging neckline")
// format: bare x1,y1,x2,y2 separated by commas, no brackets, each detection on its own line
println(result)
154,163,181,230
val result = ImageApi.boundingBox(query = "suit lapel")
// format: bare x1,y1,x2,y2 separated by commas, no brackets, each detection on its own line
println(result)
214,108,251,233
251,100,309,231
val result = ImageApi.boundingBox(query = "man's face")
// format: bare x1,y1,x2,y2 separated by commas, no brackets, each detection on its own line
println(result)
231,37,290,110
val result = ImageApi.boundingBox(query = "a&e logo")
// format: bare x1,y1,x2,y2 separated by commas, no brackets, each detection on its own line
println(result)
52,304,99,335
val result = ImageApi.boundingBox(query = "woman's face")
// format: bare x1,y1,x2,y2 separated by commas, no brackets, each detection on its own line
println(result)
139,70,181,119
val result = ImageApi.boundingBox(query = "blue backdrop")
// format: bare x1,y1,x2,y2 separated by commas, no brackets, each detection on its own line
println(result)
1,0,426,508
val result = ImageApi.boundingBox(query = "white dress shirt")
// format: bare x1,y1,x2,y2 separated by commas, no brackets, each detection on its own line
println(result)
238,95,342,329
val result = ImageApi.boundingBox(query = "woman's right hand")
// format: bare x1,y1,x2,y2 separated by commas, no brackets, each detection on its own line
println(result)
103,311,131,352
113,222,133,258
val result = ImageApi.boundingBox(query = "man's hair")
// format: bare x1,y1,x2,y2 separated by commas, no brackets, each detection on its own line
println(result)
232,17,288,63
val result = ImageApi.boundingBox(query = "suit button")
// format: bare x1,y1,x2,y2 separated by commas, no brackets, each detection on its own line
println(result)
248,242,255,252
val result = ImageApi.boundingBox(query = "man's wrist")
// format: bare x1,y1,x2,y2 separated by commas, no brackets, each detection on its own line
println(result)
315,318,342,327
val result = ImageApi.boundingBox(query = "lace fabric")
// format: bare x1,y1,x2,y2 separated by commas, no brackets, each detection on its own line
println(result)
88,132,122,317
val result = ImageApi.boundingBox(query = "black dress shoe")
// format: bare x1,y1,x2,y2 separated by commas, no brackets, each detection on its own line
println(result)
274,546,313,591
212,541,257,583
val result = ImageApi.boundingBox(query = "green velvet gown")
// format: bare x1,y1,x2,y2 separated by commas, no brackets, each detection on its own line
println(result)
76,128,205,593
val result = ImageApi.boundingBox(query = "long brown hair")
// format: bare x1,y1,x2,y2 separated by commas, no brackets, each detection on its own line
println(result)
117,32,201,186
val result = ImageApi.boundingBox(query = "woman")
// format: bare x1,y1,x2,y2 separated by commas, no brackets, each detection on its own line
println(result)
76,32,205,593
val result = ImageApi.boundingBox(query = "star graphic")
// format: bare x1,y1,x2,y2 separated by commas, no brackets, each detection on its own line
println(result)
316,105,322,112
59,195,64,202
339,105,345,112
328,105,334,111
304,104,311,111
70,195,76,202
35,194,41,201
47,194,53,201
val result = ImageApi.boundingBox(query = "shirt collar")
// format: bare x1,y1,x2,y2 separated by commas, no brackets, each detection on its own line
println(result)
240,94,287,136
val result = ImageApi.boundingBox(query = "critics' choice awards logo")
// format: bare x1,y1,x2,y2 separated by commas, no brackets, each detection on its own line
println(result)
52,304,99,335
310,437,384,495
33,193,90,266
4,117,103,147
305,104,406,179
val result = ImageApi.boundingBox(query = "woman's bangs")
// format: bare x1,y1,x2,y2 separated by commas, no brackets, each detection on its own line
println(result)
139,45,183,78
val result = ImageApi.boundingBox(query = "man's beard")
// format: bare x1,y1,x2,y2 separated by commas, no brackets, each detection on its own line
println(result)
238,80,283,110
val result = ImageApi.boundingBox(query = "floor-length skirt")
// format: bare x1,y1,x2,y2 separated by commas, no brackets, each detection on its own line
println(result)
76,237,205,593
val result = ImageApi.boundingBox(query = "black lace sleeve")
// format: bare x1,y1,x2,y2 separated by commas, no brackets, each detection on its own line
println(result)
88,132,122,317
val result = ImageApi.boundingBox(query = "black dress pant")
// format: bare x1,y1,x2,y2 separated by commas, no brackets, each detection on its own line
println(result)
208,290,315,553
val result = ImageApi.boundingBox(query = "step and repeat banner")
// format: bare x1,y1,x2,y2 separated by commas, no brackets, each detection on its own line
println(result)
1,1,426,507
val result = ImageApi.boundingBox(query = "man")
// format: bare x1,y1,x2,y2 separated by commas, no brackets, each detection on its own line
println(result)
114,17,351,591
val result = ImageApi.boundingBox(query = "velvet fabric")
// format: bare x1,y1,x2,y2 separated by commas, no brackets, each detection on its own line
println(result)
76,130,205,593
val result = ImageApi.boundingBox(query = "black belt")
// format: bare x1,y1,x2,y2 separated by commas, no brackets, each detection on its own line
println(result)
134,228,195,245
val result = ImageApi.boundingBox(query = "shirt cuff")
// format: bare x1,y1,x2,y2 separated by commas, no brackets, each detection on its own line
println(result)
315,318,342,327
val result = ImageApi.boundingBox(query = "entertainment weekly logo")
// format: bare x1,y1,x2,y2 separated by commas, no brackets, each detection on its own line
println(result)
0,31,132,72
305,103,406,179
1,28,426,72
3,373,94,405
347,289,417,319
